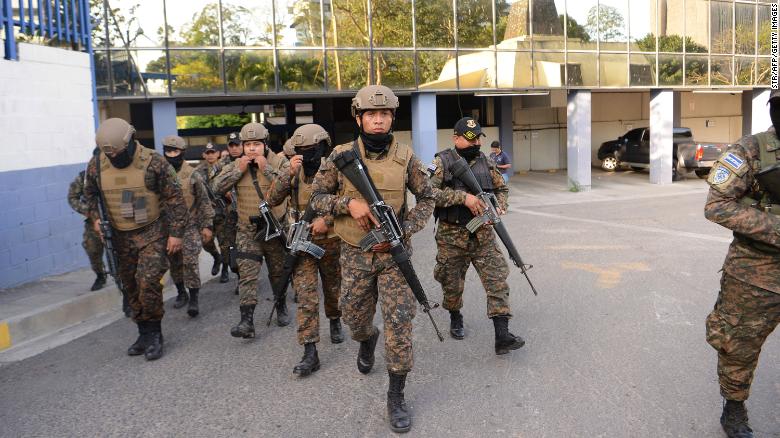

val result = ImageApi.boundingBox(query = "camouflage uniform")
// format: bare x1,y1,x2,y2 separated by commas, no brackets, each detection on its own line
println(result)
67,170,105,276
704,128,780,402
213,155,239,268
310,137,435,374
430,151,511,318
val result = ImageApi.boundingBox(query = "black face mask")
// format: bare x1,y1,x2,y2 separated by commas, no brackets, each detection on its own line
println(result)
360,132,393,153
770,100,780,138
297,144,324,177
107,139,136,169
456,144,481,162
165,154,184,171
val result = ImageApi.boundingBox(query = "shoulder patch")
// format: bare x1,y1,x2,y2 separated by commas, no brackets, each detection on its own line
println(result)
707,163,735,190
426,162,437,177
719,152,747,176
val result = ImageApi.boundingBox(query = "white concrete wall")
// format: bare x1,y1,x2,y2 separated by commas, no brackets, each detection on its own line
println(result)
0,43,95,173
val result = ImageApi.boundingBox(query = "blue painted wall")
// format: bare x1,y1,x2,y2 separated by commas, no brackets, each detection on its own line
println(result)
0,163,91,288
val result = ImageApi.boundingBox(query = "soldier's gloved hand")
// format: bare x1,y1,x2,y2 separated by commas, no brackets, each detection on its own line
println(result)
167,236,183,255
201,228,213,243
464,193,486,216
371,242,391,253
238,156,253,173
348,198,379,231
289,155,303,176
310,217,328,236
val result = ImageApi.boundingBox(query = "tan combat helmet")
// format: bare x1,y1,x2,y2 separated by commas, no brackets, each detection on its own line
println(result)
290,124,331,150
239,122,269,142
95,118,136,155
351,85,400,117
161,135,187,150
282,138,295,157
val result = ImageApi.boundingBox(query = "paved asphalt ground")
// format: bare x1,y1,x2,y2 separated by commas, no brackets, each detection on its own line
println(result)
1,171,778,437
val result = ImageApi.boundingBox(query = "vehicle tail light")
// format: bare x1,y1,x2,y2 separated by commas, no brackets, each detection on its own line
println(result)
695,144,703,161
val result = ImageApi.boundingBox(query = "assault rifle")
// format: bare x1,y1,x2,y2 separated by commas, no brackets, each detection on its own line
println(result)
333,147,444,342
450,157,538,296
93,150,131,316
266,203,325,326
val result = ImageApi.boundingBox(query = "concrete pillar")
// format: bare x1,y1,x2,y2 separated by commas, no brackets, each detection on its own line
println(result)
411,92,438,164
649,90,678,185
498,96,514,176
742,89,771,136
566,90,591,191
151,99,177,153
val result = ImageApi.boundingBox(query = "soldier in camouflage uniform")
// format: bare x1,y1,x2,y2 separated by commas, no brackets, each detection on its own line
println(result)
213,123,292,338
67,167,106,291
310,85,434,433
703,89,780,438
266,124,344,377
429,117,525,355
215,132,242,292
83,118,187,361
196,142,230,282
162,135,215,318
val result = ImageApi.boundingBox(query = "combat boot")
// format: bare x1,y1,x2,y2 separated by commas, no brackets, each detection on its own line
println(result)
275,299,290,327
492,316,525,355
230,305,255,338
91,273,107,291
720,400,753,438
387,372,411,433
449,310,465,340
210,253,222,276
144,321,164,361
293,343,320,377
127,321,149,356
219,262,229,283
357,326,380,374
329,318,344,344
187,288,200,317
173,283,188,309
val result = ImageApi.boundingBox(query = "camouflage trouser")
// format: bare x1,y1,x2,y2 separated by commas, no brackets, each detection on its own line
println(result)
433,232,511,318
706,273,780,401
236,227,287,307
116,235,168,322
339,243,416,374
202,221,220,259
293,236,342,345
168,223,203,289
82,220,105,275
218,212,238,259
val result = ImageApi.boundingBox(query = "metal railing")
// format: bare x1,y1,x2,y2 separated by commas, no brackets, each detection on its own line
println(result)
1,0,91,60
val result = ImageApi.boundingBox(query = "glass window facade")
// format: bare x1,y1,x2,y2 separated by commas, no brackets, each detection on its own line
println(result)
93,0,773,98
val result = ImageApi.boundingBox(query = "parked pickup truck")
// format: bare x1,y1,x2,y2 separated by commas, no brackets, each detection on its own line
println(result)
597,127,730,180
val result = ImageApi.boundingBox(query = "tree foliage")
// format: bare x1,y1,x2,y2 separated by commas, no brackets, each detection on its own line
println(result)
585,5,625,42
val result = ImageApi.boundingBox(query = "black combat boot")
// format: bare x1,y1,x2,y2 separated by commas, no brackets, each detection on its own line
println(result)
357,326,380,374
91,273,107,291
220,262,230,283
721,400,753,438
275,299,290,327
144,320,164,361
329,318,344,344
293,342,320,377
121,293,131,318
173,283,188,309
230,305,256,338
210,253,222,276
492,316,525,355
449,310,465,340
127,321,149,356
387,372,411,433
187,288,199,317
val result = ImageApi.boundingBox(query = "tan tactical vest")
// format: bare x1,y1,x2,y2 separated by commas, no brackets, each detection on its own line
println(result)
177,164,196,210
236,152,288,225
293,163,336,239
333,139,410,247
99,143,161,231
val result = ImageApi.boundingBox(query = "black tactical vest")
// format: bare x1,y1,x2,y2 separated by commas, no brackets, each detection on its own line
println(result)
434,148,495,226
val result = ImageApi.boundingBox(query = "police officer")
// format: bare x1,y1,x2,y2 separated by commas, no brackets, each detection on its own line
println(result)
310,85,434,433
267,124,344,377
162,135,215,318
197,142,230,282
429,117,525,354
83,118,187,361
67,166,107,292
212,123,292,338
703,89,780,438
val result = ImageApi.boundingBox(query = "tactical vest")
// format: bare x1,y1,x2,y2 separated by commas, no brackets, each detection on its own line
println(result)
292,161,336,239
433,148,495,226
333,139,410,247
99,143,161,231
236,152,288,225
177,164,196,210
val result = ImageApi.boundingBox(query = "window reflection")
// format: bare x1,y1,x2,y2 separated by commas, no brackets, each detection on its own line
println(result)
166,0,221,47
170,50,223,95
105,0,165,48
372,0,412,47
415,0,454,48
600,53,628,87
735,2,755,55
711,56,733,86
279,0,325,47
457,0,494,48
629,0,655,50
279,50,326,91
220,1,275,47
326,0,370,47
684,55,708,86
374,51,415,89
710,0,733,54
417,50,457,89
224,50,275,93
326,50,370,90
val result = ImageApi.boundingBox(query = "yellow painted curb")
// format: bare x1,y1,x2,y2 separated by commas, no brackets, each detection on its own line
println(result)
0,322,12,351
